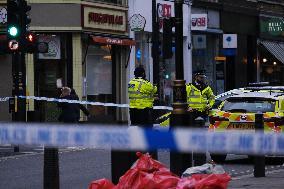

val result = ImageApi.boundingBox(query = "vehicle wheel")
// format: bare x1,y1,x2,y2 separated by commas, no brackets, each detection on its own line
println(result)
210,153,227,163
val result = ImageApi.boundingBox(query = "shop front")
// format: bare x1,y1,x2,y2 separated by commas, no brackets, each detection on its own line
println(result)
83,35,134,123
82,4,132,123
258,16,284,85
29,2,131,123
191,8,222,94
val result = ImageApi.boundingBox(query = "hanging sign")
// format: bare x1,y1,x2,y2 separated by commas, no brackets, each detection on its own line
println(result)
191,14,207,31
223,34,237,48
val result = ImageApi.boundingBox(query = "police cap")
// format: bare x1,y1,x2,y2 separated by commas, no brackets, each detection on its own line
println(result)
194,70,206,77
134,66,145,77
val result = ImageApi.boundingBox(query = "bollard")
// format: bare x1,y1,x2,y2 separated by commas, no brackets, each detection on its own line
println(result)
170,107,193,176
111,150,136,184
254,112,265,177
44,147,60,189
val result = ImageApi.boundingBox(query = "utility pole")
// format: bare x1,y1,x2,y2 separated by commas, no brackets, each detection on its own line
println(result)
152,0,160,92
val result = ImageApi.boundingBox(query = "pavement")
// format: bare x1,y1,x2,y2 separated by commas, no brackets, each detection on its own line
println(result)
228,168,284,189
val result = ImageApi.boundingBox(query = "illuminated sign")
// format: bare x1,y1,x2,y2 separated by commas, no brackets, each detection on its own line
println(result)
260,17,284,36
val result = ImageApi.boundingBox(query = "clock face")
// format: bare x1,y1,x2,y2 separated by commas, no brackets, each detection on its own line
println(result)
0,7,7,24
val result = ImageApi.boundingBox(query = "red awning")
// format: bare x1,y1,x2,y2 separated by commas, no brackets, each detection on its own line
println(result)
91,36,135,46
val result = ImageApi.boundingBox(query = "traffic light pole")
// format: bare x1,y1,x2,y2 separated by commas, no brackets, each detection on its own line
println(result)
152,0,160,92
12,52,26,122
12,51,26,152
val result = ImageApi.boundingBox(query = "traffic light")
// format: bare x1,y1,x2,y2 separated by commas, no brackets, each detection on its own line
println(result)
7,0,22,51
163,71,171,79
162,18,174,59
21,0,31,41
25,32,36,53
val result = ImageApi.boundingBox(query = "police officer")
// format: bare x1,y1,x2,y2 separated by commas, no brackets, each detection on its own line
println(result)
128,66,157,127
186,71,215,121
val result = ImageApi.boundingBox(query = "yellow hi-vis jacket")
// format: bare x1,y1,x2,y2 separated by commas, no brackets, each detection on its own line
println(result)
128,77,157,109
186,84,215,112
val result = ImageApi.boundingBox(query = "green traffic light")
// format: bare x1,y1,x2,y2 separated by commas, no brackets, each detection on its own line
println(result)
8,26,18,37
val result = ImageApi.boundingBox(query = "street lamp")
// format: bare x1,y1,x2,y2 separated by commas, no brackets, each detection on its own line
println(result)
170,0,189,176
170,0,187,127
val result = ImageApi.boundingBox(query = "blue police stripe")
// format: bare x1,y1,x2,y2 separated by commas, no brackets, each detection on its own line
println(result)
144,128,178,151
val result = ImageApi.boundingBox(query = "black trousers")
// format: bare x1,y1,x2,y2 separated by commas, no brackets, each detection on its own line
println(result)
129,107,153,127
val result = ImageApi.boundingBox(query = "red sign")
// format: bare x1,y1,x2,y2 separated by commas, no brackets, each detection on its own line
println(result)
158,3,172,18
92,36,135,46
191,14,208,31
162,4,171,18
88,12,123,25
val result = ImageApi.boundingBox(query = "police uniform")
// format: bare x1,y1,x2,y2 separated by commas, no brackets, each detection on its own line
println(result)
128,75,157,127
186,74,215,120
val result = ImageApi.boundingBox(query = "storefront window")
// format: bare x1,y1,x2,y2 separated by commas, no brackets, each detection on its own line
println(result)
87,0,128,6
192,33,219,93
134,32,151,80
35,34,70,122
87,45,112,95
86,44,114,122
259,47,284,85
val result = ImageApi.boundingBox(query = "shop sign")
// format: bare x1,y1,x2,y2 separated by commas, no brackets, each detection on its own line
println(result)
83,5,127,33
260,17,284,36
0,6,7,32
157,3,172,18
223,34,237,49
38,35,61,60
0,7,7,24
191,14,207,31
215,56,226,61
91,36,135,46
192,35,206,49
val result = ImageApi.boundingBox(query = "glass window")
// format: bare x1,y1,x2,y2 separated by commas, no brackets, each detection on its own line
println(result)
222,98,275,113
86,45,112,95
86,0,128,6
192,33,219,94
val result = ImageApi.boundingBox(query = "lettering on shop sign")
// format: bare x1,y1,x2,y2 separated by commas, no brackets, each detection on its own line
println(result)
192,17,206,27
89,12,123,25
191,14,207,31
106,38,122,45
268,21,283,32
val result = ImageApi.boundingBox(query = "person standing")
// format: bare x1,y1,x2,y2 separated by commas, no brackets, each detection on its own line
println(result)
128,66,157,127
58,87,79,123
186,71,215,121
70,88,90,122
185,71,215,167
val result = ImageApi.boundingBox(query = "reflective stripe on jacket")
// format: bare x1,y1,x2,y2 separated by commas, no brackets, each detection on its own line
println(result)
128,77,157,109
186,84,215,112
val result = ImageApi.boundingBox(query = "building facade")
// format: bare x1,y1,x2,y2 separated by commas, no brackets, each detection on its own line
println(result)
0,0,131,123
0,0,283,122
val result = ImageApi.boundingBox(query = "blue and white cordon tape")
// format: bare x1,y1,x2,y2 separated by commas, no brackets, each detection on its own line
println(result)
1,123,284,155
0,96,173,111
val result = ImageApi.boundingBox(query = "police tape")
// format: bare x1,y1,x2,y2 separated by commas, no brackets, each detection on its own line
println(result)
0,96,173,111
1,123,284,155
